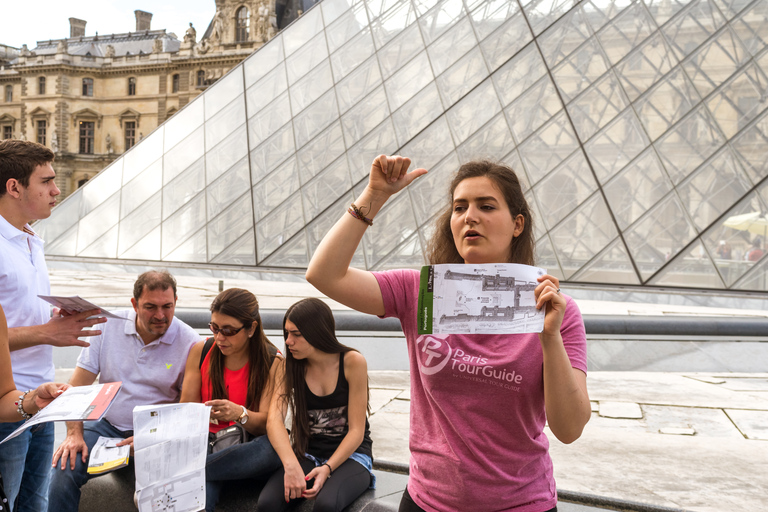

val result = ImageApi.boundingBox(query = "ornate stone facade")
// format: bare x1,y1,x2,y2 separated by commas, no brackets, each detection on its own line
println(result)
0,1,277,199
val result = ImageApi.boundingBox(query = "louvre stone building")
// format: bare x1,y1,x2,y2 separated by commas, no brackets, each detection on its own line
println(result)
0,0,296,197
32,0,768,292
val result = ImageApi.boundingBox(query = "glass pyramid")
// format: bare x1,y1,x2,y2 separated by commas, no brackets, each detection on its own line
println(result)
35,0,768,291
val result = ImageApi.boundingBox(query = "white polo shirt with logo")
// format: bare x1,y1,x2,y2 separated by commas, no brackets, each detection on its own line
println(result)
76,309,200,431
0,214,54,390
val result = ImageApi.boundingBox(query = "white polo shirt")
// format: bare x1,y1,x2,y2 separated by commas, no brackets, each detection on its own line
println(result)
76,309,200,431
0,214,54,390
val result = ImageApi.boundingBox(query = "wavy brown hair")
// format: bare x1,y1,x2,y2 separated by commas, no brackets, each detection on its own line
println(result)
281,298,369,458
207,288,278,412
426,160,535,265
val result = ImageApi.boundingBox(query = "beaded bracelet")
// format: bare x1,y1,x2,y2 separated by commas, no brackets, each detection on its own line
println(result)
15,390,32,420
321,462,333,478
348,204,373,226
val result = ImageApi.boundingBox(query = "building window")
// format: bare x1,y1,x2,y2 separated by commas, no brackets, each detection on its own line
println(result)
128,77,136,96
38,77,46,95
82,78,93,96
236,7,249,42
79,121,94,154
197,70,205,87
2,126,11,139
124,121,136,150
172,74,179,93
36,120,46,145
4,85,11,102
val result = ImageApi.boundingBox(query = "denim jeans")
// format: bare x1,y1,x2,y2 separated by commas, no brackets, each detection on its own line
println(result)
0,420,54,512
47,419,132,512
205,434,282,512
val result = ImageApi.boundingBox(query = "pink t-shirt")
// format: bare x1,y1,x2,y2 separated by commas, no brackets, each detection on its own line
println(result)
374,269,587,512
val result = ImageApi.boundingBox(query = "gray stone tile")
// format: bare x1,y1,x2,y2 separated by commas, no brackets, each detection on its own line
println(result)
587,372,768,410
549,426,768,511
725,409,768,440
369,410,410,465
717,377,768,392
369,371,411,389
598,401,643,419
369,388,403,415
642,405,744,439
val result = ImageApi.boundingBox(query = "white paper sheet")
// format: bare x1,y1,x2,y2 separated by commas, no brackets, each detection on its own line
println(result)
133,403,211,512
37,294,129,320
418,263,547,335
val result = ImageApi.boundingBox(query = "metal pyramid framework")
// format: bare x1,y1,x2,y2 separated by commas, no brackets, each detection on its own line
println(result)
36,0,768,290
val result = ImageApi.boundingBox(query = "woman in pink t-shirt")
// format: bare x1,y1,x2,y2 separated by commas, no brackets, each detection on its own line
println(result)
306,156,591,512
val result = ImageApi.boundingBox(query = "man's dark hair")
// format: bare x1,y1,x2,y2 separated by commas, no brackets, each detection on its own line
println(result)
133,270,177,301
0,140,55,197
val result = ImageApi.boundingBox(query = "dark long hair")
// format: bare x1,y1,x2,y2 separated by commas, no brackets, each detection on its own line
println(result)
426,160,535,265
281,298,368,457
207,288,277,412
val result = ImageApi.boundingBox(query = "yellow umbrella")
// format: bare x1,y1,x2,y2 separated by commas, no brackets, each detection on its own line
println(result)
723,211,768,237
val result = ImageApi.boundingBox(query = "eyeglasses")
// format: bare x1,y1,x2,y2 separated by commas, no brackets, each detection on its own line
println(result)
208,322,248,337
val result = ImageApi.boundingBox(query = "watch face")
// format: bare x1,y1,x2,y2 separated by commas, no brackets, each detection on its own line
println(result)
240,406,248,424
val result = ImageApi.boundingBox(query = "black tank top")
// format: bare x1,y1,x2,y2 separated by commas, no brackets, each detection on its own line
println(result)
305,352,373,460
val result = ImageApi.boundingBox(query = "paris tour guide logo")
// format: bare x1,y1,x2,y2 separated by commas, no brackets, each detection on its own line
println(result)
416,335,524,390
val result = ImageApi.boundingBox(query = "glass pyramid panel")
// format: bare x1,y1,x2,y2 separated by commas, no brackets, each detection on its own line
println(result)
120,226,161,261
535,233,565,280
76,192,120,254
549,193,619,279
212,230,257,266
649,239,725,288
677,147,752,231
700,191,768,287
571,237,641,285
34,0,768,291
79,224,119,259
118,193,161,257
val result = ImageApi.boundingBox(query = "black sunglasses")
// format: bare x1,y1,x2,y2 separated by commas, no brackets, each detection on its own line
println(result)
208,322,249,337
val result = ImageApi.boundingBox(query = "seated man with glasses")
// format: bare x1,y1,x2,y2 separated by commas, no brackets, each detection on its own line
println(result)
48,270,200,512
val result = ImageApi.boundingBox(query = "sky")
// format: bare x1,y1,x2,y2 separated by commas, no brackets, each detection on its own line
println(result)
1,0,219,49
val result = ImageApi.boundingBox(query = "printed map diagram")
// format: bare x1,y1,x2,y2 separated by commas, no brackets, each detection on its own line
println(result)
425,263,546,334
135,473,205,512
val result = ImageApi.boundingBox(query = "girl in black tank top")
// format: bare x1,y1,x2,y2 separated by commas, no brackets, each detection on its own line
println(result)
258,298,374,511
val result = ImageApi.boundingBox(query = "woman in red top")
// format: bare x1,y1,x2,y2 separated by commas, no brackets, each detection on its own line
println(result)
180,288,283,511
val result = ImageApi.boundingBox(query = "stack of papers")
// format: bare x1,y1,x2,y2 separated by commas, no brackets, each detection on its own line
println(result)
87,437,131,475
0,382,123,445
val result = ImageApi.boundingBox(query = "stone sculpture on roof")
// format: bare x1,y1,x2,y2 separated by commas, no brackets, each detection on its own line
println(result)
184,23,197,44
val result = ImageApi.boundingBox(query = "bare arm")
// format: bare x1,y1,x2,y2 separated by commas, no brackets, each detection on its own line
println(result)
306,155,427,315
248,355,283,436
9,308,106,351
303,351,369,499
51,366,99,470
535,275,591,444
179,341,205,404
265,360,307,502
0,305,69,420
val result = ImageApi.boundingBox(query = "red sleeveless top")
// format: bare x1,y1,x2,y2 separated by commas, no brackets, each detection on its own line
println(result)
201,348,250,434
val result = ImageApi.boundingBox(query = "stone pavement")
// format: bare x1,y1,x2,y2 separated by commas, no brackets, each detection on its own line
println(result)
365,371,768,512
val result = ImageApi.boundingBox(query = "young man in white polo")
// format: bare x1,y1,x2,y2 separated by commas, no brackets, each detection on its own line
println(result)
0,139,106,512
